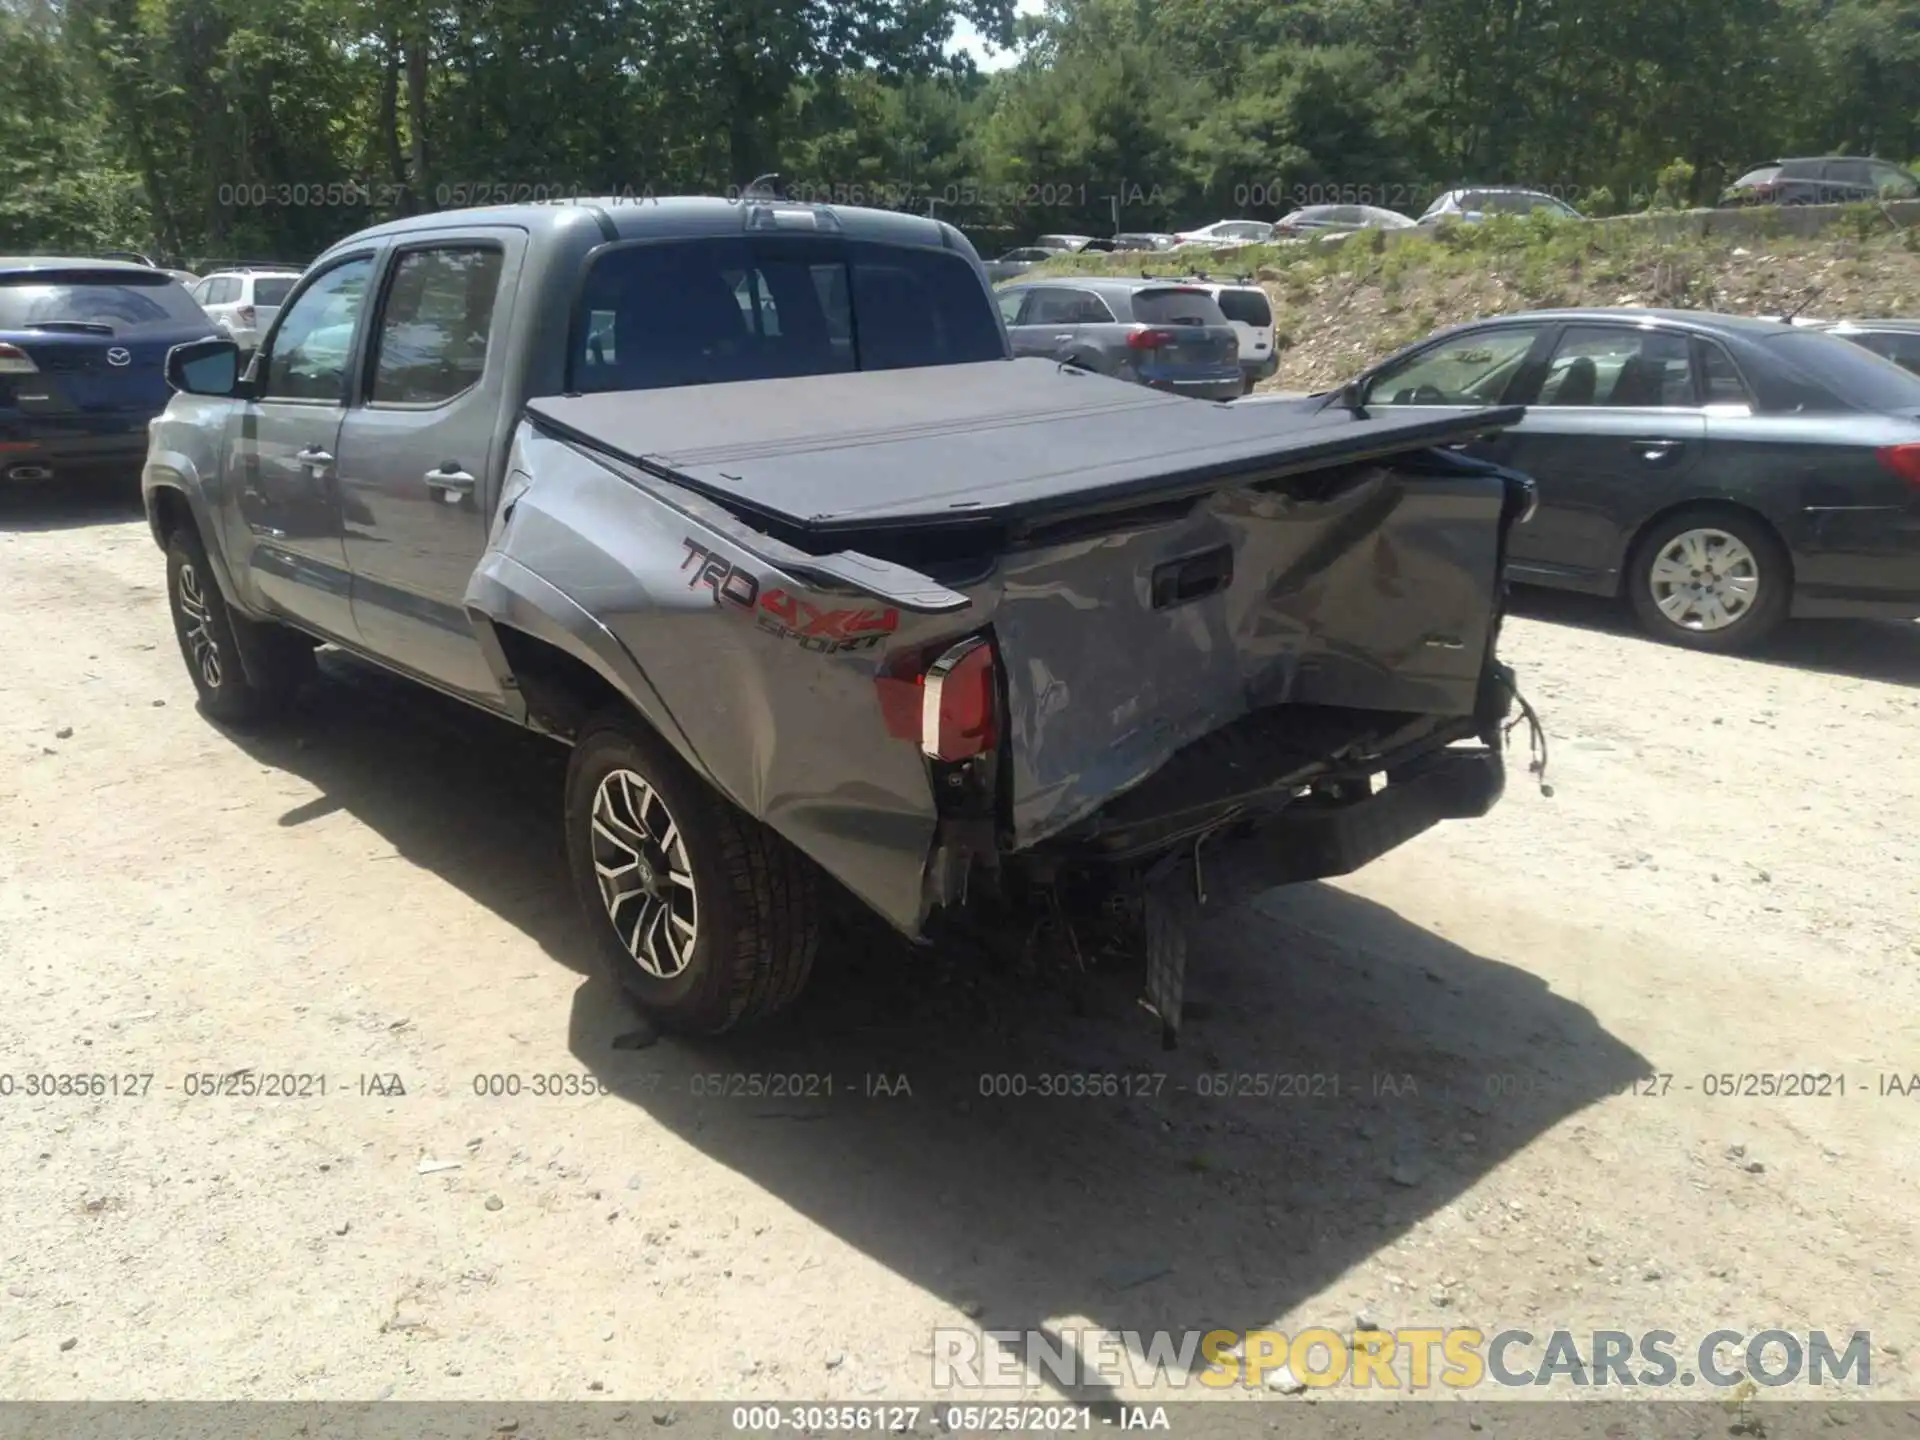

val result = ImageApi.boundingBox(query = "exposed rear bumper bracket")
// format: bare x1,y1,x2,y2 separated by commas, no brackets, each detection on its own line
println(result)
1134,746,1504,1047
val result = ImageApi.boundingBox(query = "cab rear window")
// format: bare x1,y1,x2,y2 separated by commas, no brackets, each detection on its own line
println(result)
571,236,1005,393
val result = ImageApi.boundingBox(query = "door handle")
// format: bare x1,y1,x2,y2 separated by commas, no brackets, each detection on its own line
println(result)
1053,333,1075,342
1633,438,1683,461
296,446,333,466
424,465,477,499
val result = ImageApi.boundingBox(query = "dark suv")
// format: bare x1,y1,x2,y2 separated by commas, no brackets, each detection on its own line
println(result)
1721,157,1920,207
1,257,217,484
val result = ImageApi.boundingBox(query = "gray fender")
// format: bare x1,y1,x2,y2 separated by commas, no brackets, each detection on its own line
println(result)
464,549,709,785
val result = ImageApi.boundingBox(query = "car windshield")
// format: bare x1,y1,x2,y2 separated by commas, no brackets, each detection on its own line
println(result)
1766,328,1920,412
570,236,1005,393
1730,166,1783,188
253,277,296,306
0,271,207,334
1131,288,1227,326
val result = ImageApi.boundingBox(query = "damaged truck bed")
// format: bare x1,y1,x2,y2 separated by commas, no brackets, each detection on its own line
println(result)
144,196,1538,1042
500,360,1538,1041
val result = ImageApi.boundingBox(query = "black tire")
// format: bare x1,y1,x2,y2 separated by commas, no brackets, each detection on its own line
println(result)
164,528,315,724
1626,507,1790,654
564,711,820,1035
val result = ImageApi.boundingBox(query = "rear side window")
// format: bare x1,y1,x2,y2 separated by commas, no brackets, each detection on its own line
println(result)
1848,331,1920,376
572,237,1003,392
0,272,207,334
1768,329,1920,411
206,277,240,305
1699,341,1754,405
1131,288,1227,326
369,245,503,405
253,277,296,306
1215,289,1273,326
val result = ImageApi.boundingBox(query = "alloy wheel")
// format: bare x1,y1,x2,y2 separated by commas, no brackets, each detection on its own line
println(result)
589,768,699,979
176,561,224,688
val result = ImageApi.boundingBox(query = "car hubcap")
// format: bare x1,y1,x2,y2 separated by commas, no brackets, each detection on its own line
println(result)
176,562,223,688
589,768,698,979
1648,528,1759,632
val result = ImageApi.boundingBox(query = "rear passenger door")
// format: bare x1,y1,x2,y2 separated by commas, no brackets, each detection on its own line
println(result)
1498,323,1707,589
1006,286,1085,359
336,229,524,705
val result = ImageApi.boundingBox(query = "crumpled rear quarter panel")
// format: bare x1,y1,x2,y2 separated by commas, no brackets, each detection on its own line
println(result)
472,430,976,936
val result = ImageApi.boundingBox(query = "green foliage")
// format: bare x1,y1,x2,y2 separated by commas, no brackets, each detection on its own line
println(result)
6,0,1920,261
1651,159,1697,211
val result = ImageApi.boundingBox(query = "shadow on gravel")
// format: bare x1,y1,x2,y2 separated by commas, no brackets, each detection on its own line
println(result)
230,648,1647,1407
0,472,145,532
1510,585,1920,688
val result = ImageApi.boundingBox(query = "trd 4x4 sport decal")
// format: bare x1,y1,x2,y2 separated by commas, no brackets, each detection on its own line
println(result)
680,539,900,655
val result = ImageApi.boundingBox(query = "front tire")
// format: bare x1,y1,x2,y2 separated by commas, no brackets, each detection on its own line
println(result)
165,528,314,724
564,713,820,1035
1626,508,1790,653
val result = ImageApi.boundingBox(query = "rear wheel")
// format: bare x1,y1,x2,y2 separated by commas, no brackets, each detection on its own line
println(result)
564,712,820,1035
165,528,314,724
1626,508,1790,653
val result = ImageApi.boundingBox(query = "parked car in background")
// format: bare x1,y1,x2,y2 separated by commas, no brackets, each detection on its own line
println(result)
995,276,1244,400
1332,307,1920,651
1417,189,1584,224
1721,157,1920,207
189,266,303,353
1274,204,1418,238
1033,233,1095,252
1173,219,1276,248
1793,317,1920,375
0,256,218,485
1168,276,1279,392
1112,232,1179,252
982,245,1064,283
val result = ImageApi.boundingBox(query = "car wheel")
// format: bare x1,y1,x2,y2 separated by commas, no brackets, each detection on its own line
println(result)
1626,509,1789,653
564,712,820,1035
165,528,315,724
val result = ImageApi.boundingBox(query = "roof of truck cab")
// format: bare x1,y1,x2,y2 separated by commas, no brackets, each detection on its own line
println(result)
318,196,965,253
526,357,1523,537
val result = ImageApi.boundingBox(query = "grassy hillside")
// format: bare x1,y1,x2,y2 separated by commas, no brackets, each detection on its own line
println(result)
1036,213,1920,395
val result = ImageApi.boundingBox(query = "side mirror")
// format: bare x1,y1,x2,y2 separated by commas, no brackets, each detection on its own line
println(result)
165,337,244,397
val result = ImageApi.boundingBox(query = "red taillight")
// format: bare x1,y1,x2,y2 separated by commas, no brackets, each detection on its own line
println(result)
1876,443,1920,489
0,342,39,375
236,305,256,326
1128,327,1175,350
922,638,997,761
873,636,999,761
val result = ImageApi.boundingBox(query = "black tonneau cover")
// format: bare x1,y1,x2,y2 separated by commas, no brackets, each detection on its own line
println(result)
526,358,1523,537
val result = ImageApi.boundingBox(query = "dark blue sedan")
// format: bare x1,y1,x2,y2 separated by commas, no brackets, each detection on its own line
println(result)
1331,308,1920,652
1,257,219,486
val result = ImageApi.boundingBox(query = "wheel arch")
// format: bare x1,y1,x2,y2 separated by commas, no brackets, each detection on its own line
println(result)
1615,498,1795,598
465,557,712,786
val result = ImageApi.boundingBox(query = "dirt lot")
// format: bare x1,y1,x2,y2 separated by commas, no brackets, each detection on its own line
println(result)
2,481,1917,1404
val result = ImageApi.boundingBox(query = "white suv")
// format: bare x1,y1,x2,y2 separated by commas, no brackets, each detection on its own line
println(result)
1176,277,1277,393
188,268,302,352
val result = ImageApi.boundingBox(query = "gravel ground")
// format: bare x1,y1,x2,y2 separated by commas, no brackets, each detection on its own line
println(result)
1,480,1917,1404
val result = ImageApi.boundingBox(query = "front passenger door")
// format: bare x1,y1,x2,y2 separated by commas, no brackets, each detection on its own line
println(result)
337,234,521,704
230,254,376,641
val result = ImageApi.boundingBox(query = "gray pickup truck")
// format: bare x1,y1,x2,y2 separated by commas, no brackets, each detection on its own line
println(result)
143,195,1541,1042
